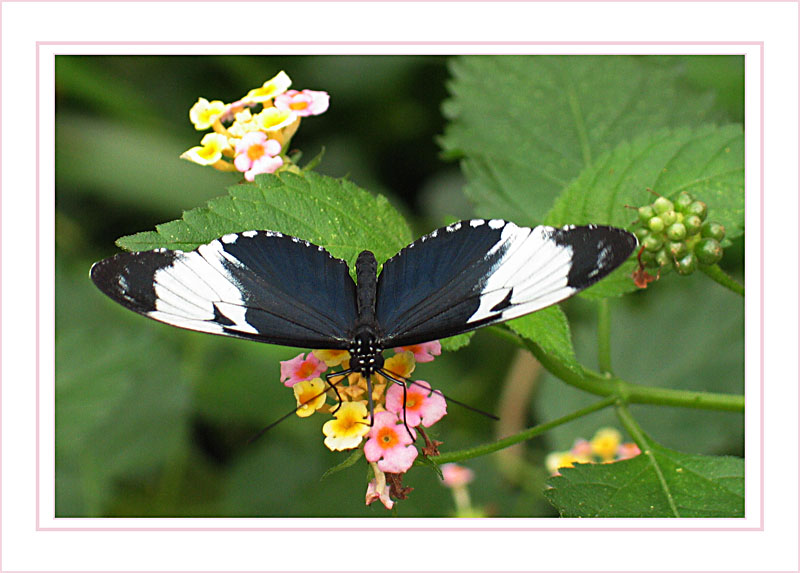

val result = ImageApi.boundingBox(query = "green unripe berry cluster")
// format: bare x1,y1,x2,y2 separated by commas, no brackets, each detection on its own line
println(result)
634,192,726,276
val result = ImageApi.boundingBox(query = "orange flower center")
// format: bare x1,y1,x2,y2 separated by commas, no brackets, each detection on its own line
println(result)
247,143,266,161
378,427,398,449
289,101,309,111
297,361,316,378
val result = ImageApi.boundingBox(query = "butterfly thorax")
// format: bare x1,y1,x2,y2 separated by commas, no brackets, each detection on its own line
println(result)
349,250,384,376
348,329,384,376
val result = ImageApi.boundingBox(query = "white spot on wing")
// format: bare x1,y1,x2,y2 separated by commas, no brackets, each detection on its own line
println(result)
466,224,578,325
221,233,238,244
488,219,505,230
469,219,485,228
243,230,258,238
150,241,258,335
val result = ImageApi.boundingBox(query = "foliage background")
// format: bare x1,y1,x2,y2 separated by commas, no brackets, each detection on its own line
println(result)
55,55,744,517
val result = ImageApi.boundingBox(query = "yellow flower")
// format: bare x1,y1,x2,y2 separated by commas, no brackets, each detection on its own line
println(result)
189,97,227,130
180,133,230,166
312,349,351,367
242,71,292,103
227,109,260,138
293,377,328,418
590,427,623,461
254,107,297,132
377,351,416,384
545,451,581,475
322,401,370,451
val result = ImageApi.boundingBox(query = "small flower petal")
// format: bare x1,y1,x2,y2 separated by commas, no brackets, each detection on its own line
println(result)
312,349,351,367
322,401,370,451
274,89,330,117
441,463,475,488
180,133,231,165
242,71,292,103
364,411,417,474
394,341,441,363
280,352,327,387
293,377,328,418
590,427,623,461
189,97,228,130
385,380,446,428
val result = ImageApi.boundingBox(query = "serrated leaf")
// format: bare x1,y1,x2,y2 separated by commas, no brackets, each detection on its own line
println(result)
115,171,412,269
441,56,717,224
546,124,743,232
544,442,744,517
544,125,743,297
506,306,580,373
439,331,474,352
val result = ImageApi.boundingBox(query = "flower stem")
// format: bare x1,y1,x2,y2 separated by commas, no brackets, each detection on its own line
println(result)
489,327,744,413
435,396,617,464
700,264,744,296
597,298,613,374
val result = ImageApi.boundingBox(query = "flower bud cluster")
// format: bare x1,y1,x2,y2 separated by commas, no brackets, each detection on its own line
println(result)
634,191,726,277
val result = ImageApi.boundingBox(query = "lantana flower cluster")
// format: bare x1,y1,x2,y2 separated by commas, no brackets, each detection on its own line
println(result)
545,427,641,476
181,71,329,181
280,341,446,510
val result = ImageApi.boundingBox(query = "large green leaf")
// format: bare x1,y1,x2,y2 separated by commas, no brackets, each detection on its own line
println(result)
441,56,717,224
545,124,743,298
545,124,744,234
115,171,412,270
544,442,744,517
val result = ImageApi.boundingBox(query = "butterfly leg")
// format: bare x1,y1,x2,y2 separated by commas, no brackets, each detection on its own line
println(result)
377,369,415,442
324,369,351,414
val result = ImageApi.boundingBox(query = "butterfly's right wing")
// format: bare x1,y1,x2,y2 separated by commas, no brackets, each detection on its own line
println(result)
375,219,637,348
90,231,359,349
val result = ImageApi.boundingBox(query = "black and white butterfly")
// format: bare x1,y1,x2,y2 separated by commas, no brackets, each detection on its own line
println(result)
91,219,636,407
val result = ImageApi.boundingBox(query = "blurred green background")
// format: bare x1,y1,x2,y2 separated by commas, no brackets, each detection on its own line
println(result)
55,55,744,517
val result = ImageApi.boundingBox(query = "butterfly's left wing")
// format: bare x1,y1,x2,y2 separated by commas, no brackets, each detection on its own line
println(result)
375,219,637,348
90,231,358,349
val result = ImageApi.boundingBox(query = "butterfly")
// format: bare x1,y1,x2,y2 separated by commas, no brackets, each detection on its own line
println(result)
90,219,637,408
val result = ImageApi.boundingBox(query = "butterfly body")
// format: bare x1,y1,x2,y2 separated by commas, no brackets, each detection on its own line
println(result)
90,219,637,368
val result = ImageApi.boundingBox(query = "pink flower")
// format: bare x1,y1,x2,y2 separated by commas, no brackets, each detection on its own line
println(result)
280,352,327,387
393,340,441,363
385,380,447,428
441,463,474,488
364,411,418,474
365,464,394,510
274,89,330,117
233,132,283,181
616,442,641,460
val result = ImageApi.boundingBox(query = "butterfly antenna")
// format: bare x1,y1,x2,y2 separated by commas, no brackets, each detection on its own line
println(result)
379,368,500,421
247,369,352,444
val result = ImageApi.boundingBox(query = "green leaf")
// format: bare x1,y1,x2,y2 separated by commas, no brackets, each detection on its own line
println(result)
321,449,364,481
506,306,580,373
116,171,412,270
545,125,743,298
546,125,743,231
439,331,474,352
544,442,744,517
441,55,717,224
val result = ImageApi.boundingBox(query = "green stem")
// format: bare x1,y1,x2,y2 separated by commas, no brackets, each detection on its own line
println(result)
490,328,743,413
700,264,744,297
436,396,617,464
597,299,612,374
615,403,680,517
